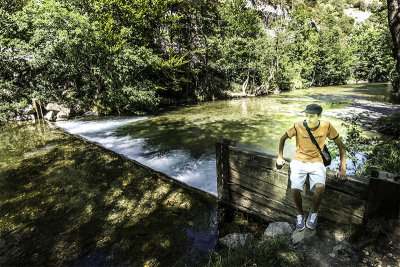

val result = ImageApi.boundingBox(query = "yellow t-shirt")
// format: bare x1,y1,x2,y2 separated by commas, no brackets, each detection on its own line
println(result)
286,120,339,163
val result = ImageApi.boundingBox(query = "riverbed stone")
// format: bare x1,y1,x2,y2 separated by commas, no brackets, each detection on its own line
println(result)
44,111,55,121
23,105,35,115
15,114,34,121
291,228,317,245
45,103,61,112
219,233,253,249
56,110,69,121
263,222,293,238
83,111,98,117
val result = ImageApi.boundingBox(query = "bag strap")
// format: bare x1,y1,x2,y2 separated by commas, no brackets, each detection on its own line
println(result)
303,120,326,159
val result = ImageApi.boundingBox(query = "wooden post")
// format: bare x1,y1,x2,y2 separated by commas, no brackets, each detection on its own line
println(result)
365,169,400,220
216,142,224,201
32,99,44,119
216,139,236,205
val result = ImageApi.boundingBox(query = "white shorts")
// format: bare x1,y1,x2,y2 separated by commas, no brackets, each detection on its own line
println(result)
290,159,326,192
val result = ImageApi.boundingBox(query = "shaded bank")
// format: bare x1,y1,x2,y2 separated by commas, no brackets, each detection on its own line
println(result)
0,122,217,266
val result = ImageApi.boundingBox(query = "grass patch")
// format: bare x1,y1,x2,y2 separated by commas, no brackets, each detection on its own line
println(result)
366,138,400,175
204,238,302,267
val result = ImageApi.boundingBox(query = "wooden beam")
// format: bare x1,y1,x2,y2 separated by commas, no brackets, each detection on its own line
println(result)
216,142,224,201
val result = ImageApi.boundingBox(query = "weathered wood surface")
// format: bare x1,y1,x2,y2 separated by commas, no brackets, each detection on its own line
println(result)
219,144,370,225
216,142,224,201
229,146,369,200
216,140,237,205
229,169,366,217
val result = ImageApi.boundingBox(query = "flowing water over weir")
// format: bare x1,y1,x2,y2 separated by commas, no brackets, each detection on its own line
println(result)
56,83,397,196
56,117,218,195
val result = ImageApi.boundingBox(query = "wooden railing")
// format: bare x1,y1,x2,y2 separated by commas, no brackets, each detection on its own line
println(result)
216,140,399,225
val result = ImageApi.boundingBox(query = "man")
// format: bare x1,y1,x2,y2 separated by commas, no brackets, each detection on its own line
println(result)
276,103,347,230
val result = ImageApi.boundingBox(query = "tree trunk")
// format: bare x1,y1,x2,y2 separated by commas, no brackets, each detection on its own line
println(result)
242,70,250,94
388,0,400,93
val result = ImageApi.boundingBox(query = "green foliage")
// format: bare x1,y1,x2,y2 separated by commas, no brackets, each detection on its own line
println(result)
328,114,400,177
313,26,354,85
376,113,400,137
204,238,302,267
0,0,397,121
366,138,400,175
219,0,263,38
340,120,377,176
351,7,395,82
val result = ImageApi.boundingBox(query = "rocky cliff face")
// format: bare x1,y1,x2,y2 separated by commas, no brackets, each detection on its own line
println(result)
246,0,374,28
245,0,289,27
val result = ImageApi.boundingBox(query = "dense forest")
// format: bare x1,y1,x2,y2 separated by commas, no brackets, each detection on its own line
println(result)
0,0,397,124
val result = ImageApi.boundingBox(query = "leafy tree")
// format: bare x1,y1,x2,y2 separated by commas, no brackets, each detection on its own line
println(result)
387,0,400,92
313,26,354,85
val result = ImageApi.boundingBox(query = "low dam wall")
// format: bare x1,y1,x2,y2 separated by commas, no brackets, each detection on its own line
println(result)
216,140,399,225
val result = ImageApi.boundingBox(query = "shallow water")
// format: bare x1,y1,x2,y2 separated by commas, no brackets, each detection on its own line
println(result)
55,83,392,196
0,122,218,266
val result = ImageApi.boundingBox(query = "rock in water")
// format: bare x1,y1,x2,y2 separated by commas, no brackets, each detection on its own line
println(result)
44,111,55,121
56,111,69,121
45,103,64,112
219,233,253,249
263,222,293,238
291,228,316,245
83,111,98,117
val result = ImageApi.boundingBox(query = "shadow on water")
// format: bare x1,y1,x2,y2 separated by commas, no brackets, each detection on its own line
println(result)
117,114,298,160
0,122,218,266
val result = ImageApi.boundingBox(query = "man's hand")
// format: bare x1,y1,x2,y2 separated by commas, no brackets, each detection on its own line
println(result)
335,170,347,181
276,157,285,169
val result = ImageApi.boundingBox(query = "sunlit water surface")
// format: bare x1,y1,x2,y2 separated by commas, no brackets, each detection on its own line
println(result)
56,83,393,196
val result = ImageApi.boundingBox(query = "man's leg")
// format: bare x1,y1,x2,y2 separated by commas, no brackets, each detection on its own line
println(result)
290,160,307,230
312,183,325,212
292,189,304,214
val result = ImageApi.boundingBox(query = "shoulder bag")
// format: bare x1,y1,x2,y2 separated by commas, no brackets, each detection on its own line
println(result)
303,120,332,167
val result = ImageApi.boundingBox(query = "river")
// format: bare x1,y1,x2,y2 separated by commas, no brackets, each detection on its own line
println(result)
55,83,398,196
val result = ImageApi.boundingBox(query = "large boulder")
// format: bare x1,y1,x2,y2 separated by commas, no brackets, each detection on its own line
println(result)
45,103,63,112
56,111,69,121
45,103,70,120
263,222,293,238
219,233,253,249
44,111,55,122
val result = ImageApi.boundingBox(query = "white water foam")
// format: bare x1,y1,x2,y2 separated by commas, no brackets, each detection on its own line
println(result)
56,117,218,196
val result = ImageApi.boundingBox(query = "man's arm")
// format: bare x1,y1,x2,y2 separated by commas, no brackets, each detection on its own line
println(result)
277,133,289,166
333,136,347,180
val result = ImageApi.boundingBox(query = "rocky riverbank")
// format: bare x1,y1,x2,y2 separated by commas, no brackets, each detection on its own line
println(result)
214,218,400,267
324,99,400,131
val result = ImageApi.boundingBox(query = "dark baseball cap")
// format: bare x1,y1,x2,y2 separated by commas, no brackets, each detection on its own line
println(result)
302,104,323,114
